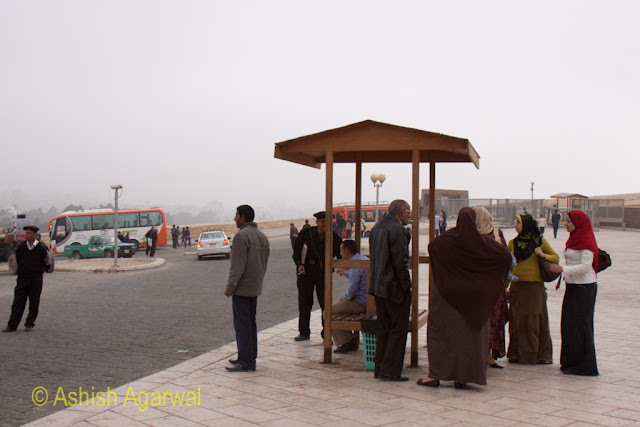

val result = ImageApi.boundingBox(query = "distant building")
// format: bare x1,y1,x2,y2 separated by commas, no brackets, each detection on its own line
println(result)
420,189,469,218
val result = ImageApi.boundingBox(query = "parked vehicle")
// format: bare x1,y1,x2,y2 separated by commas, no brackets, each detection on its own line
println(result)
196,230,231,260
48,207,167,253
64,235,135,260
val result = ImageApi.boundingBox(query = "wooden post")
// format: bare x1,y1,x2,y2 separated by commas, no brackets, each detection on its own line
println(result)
427,162,435,344
411,150,420,367
355,159,362,250
323,151,334,363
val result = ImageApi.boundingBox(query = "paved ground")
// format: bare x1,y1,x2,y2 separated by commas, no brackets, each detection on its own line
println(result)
0,233,305,427
12,226,640,426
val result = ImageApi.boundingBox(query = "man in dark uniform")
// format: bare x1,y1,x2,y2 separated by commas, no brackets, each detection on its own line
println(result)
292,211,341,341
2,225,51,332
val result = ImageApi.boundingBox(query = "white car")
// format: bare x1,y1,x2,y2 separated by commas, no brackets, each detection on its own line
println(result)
196,230,231,260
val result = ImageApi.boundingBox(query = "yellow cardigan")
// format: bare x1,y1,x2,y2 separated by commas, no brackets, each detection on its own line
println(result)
508,237,559,283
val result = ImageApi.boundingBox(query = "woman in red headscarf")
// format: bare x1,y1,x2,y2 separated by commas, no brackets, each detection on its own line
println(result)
548,210,599,376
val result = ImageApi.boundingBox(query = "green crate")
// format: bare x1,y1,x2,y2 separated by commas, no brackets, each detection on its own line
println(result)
363,332,376,371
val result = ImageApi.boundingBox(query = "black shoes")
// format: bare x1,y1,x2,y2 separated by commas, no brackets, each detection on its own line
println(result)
229,359,239,365
416,378,439,387
333,340,359,353
294,335,310,341
489,363,503,369
454,382,466,389
225,365,256,372
24,325,34,332
379,374,409,382
1,327,16,333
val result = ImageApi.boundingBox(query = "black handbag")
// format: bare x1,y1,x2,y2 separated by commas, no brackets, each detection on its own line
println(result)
538,257,561,282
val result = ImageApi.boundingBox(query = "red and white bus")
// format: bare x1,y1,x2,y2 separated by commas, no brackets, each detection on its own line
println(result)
332,202,389,237
48,207,167,253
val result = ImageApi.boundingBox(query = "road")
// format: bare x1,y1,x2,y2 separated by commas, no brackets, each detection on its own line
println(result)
0,235,333,427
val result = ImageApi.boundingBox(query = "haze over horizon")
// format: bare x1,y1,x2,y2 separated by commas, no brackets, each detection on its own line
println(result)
2,1,638,221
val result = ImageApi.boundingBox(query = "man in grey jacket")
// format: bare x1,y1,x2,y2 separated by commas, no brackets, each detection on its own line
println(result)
368,199,412,381
224,205,270,372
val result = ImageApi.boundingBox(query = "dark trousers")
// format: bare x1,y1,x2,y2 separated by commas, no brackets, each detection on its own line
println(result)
8,275,43,329
172,235,178,248
540,227,545,235
233,295,258,369
553,224,560,238
561,284,598,375
297,272,325,337
184,237,191,248
146,243,156,257
374,292,411,378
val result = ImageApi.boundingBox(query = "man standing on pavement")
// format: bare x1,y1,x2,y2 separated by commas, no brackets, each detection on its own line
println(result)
552,209,561,238
368,199,412,381
145,226,158,257
225,205,270,372
292,211,341,341
2,226,52,333
331,239,368,353
171,225,179,248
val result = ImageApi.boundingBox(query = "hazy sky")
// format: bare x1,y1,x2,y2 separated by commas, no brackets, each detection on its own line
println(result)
1,1,638,219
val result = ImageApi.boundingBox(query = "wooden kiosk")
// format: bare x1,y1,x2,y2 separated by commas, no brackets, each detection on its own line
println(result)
274,120,480,365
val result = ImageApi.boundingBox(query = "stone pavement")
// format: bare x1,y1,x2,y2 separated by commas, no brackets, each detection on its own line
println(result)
25,228,640,426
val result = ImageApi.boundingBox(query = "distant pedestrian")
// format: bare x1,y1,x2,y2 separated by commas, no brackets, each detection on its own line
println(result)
145,226,158,257
538,215,547,235
345,217,353,238
171,225,179,248
439,210,447,235
434,212,441,237
336,214,346,238
360,217,366,237
180,227,186,247
185,227,191,247
225,205,270,372
289,223,299,249
552,210,561,238
302,219,310,229
2,226,53,333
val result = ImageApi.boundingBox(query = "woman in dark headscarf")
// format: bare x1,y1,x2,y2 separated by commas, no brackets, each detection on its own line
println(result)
548,210,599,375
507,213,559,365
417,208,512,389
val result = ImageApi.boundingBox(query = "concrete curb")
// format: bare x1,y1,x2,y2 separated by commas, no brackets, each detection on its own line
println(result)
53,258,166,274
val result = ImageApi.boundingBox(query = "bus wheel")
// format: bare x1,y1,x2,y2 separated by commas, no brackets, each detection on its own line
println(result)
104,250,113,258
72,251,81,260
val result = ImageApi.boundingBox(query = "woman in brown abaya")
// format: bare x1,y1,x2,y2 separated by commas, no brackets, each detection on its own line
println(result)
417,207,512,389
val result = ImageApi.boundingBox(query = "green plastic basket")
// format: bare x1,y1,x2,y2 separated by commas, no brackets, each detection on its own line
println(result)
363,332,376,371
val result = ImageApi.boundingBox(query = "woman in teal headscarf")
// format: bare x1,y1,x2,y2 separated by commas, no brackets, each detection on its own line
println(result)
507,213,559,365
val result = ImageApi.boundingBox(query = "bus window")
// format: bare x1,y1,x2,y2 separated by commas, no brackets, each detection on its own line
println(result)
70,215,92,231
53,217,71,245
94,214,113,229
140,211,163,227
118,212,138,229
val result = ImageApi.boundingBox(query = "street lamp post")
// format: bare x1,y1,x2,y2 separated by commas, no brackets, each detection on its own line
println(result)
111,185,123,268
370,173,386,223
531,181,535,215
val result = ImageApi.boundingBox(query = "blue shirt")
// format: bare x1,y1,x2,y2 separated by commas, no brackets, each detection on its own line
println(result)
344,253,369,304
